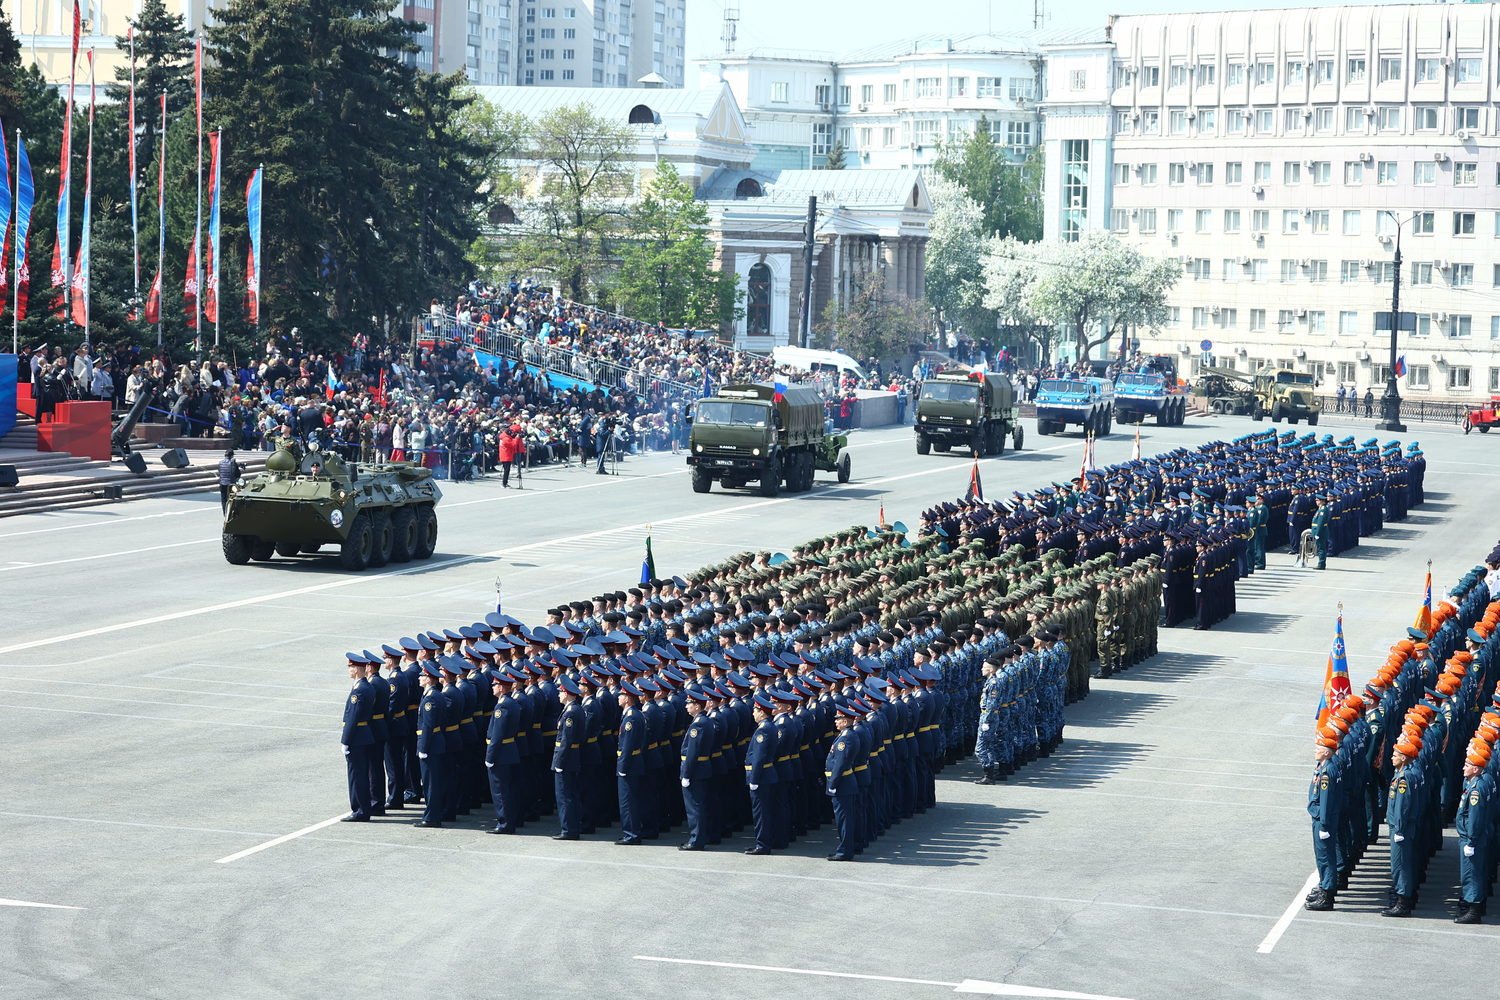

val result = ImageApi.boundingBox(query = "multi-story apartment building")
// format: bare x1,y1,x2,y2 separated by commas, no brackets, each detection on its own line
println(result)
510,0,684,88
701,33,1043,174
1040,3,1500,400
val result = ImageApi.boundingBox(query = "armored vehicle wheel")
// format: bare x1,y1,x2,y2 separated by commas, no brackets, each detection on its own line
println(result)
759,459,781,498
1082,414,1094,436
388,508,416,563
802,454,818,490
1307,413,1319,427
1100,412,1112,435
340,514,374,571
916,436,931,455
413,506,438,560
249,538,276,561
1482,425,1492,434
934,441,950,453
274,540,302,558
368,513,394,568
989,423,1005,455
836,452,851,484
1177,400,1187,425
692,468,712,493
1251,403,1264,422
1012,425,1024,451
223,533,252,565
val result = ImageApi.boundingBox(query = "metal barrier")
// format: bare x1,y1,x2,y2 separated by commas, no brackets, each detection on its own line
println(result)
416,310,702,403
1314,394,1469,426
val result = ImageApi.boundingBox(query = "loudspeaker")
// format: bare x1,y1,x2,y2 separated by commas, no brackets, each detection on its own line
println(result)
123,452,148,475
160,448,190,469
0,465,18,488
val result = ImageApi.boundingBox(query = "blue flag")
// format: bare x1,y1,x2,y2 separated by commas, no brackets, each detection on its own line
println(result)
1315,609,1351,730
14,136,32,318
701,369,713,398
640,531,656,586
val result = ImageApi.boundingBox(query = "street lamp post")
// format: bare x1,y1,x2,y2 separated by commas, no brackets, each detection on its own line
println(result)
1377,210,1408,433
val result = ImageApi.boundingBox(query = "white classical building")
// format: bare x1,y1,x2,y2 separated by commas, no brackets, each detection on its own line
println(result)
698,33,1044,174
1040,3,1500,400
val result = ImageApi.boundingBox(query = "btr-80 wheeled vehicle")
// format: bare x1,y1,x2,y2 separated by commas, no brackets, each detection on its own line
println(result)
221,444,442,570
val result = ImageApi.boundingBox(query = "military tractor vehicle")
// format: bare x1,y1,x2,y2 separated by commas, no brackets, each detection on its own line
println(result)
222,443,443,570
1197,366,1321,425
686,383,851,497
914,369,1024,456
1034,376,1116,436
1113,355,1188,426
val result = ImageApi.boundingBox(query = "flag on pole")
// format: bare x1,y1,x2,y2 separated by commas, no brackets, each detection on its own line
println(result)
1076,432,1093,487
143,269,161,325
1393,355,1407,378
0,127,12,315
325,362,338,401
245,166,262,325
1413,561,1432,634
878,503,887,529
700,368,712,398
152,92,166,336
127,28,140,314
53,0,81,321
182,239,198,319
1132,425,1141,462
965,459,983,503
190,34,203,343
14,136,32,321
772,378,787,403
1315,605,1352,731
203,131,221,325
639,528,656,585
69,51,94,331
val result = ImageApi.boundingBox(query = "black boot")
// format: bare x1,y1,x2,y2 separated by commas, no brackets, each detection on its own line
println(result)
1455,902,1483,925
974,769,996,785
1304,889,1334,911
1381,894,1413,918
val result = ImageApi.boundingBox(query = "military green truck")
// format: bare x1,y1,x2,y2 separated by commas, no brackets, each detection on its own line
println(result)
686,383,851,497
1251,368,1321,425
222,444,443,570
915,370,1023,456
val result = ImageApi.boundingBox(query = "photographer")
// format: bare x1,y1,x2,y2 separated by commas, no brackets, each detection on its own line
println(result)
218,449,244,513
593,414,617,475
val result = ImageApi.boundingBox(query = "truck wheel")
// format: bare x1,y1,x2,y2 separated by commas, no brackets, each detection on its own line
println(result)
916,435,931,456
388,508,416,562
1306,413,1319,427
1102,412,1112,435
991,423,1005,455
800,454,817,491
412,506,439,560
1177,400,1187,425
759,459,781,498
368,512,394,568
1013,425,1024,451
340,514,373,571
934,441,950,453
1035,420,1049,437
274,540,302,558
1482,425,1492,434
837,452,852,484
692,468,712,493
249,538,276,562
223,533,252,565
1251,403,1263,422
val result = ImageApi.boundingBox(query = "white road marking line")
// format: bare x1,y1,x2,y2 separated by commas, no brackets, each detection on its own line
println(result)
214,813,350,864
632,957,1137,1000
633,956,956,988
1257,872,1318,954
0,809,269,839
0,703,327,733
0,898,83,910
0,507,209,539
0,441,1080,656
0,538,207,573
0,687,332,717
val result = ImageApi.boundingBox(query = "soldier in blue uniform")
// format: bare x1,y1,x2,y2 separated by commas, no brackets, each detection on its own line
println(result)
973,657,1003,784
614,679,649,845
413,661,447,828
678,689,715,850
381,644,413,810
1305,729,1342,910
1382,734,1423,917
341,652,376,822
825,705,862,861
743,693,780,855
552,674,585,840
1455,738,1495,923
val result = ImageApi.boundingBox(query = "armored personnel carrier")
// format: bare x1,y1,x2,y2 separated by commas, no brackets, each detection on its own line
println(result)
221,444,442,570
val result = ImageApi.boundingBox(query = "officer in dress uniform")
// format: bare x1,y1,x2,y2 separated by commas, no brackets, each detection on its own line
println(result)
824,705,862,862
678,690,715,850
614,679,649,845
381,644,412,810
552,675,586,840
1455,738,1495,923
743,693,779,855
341,653,376,822
484,665,523,835
1305,728,1342,910
413,661,447,828
1383,734,1423,917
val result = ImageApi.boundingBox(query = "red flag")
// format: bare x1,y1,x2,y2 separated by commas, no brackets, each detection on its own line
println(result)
183,241,198,320
203,132,220,324
965,459,983,503
144,270,162,324
71,1,81,62
375,367,387,407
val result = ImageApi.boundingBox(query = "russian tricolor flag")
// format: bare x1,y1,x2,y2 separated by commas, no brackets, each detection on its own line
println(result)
772,379,787,403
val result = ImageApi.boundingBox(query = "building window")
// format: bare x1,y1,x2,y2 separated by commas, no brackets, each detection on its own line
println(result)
770,82,788,103
1198,109,1217,133
1343,211,1361,236
858,127,872,149
1284,161,1301,185
1310,161,1331,185
881,126,896,147
1340,261,1362,283
1339,312,1359,336
1414,161,1436,185
1308,260,1329,282
1197,163,1215,185
1170,110,1188,135
1224,209,1241,233
1005,121,1033,151
808,122,832,155
860,84,874,104
1377,161,1397,185
1454,212,1476,236
1137,208,1156,233
1280,259,1299,282
1225,161,1242,184
1315,59,1335,85
1407,365,1431,389
1228,110,1248,134
948,78,966,99
1376,106,1402,132
1142,110,1160,134
1277,309,1296,331
1457,57,1482,83
1140,163,1158,185
1221,257,1238,281
912,119,937,148
1456,107,1480,130
1069,69,1087,91
1307,311,1326,333
1195,210,1211,234
814,84,831,106
1455,163,1477,186
1337,362,1357,384
1452,264,1474,287
1449,366,1472,390
1111,209,1129,232
1169,163,1186,185
1450,315,1474,339
1169,62,1189,87
1343,161,1364,185
1168,209,1183,234
915,77,942,99
1411,262,1433,286
1315,107,1334,133
1492,368,1500,392
1255,109,1273,133
1413,212,1434,235
1196,61,1216,86
1285,59,1304,85
746,264,771,336
975,78,1000,98
839,85,852,105
1191,307,1209,329
1009,78,1036,101
1378,56,1401,82
1254,60,1274,85
1415,106,1439,131
1346,56,1366,83
1226,61,1245,85
1113,163,1131,185
883,83,897,103
1062,139,1090,241
1345,106,1367,131
1415,57,1440,83
1253,161,1271,184
1249,309,1266,331
1308,211,1329,235
1283,108,1305,134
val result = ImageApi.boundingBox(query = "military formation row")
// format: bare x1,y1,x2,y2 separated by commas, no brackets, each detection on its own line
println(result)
1307,559,1500,923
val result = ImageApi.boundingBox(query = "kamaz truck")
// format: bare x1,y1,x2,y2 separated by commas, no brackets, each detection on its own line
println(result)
687,383,851,497
915,370,1024,456
1034,376,1115,436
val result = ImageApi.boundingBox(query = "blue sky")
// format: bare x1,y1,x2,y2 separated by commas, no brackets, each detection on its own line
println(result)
684,0,1412,67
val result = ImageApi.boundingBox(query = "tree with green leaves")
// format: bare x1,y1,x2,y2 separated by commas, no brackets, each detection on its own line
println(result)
814,279,926,365
110,0,193,163
611,161,739,331
823,142,846,170
980,235,1059,364
933,121,1042,241
924,174,989,345
502,103,632,302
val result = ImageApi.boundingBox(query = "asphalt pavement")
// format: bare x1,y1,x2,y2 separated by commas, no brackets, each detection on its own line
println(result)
0,412,1495,1000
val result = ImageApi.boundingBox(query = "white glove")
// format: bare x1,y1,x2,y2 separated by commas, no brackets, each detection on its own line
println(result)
418,752,428,759
343,747,350,755
1393,834,1405,843
485,761,493,768
617,772,626,778
980,724,990,732
681,778,691,788
1317,830,1330,840
1464,844,1475,857
749,783,760,791
554,767,563,773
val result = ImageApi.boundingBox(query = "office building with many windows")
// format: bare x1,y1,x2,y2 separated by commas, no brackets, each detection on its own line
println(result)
1040,3,1500,399
700,33,1044,174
